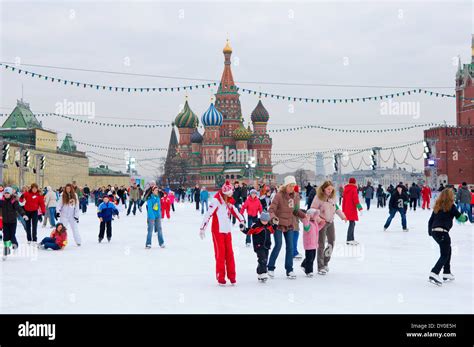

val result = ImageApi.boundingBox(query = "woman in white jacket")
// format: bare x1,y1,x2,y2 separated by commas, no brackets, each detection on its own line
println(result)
43,186,58,228
57,183,81,246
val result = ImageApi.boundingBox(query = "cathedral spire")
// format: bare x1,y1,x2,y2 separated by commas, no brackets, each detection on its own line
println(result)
218,39,236,93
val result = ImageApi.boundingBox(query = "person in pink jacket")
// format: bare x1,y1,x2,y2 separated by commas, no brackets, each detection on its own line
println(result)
240,189,263,247
169,191,176,212
310,180,347,275
300,208,326,277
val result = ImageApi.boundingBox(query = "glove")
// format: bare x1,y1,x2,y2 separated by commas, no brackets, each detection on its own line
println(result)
56,212,60,219
199,228,205,240
38,215,43,222
239,223,245,232
272,217,279,225
23,215,29,221
74,217,79,224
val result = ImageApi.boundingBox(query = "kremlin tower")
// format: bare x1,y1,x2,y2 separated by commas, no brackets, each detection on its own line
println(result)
164,40,274,188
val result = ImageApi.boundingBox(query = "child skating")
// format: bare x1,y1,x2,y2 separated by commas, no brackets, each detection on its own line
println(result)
199,180,245,286
0,187,27,260
97,195,119,243
300,208,325,277
427,188,467,286
241,211,275,282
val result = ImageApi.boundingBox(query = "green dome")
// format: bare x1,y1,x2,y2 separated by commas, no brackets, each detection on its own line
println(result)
233,122,252,141
175,100,199,128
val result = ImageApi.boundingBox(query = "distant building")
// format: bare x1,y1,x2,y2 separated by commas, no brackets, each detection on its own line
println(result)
336,166,424,188
89,165,130,187
0,99,129,188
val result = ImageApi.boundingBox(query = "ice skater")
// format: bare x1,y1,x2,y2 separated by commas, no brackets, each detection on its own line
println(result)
428,188,467,286
0,187,27,260
97,195,119,243
383,184,409,232
199,180,245,286
241,211,275,282
300,208,325,277
56,183,82,246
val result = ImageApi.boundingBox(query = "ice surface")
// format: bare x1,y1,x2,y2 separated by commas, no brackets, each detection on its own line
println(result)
0,202,472,313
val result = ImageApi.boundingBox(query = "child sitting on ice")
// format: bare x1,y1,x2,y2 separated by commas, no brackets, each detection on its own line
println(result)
241,211,275,282
301,208,326,277
38,223,68,250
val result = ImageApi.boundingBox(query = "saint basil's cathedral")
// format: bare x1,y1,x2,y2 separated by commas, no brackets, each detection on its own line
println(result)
164,40,274,188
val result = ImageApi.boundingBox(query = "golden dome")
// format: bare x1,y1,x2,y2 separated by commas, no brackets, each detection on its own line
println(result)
223,39,232,54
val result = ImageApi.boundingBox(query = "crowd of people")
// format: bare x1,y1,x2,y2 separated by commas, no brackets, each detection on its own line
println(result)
0,176,472,288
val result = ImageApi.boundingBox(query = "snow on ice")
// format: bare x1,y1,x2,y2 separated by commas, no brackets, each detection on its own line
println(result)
0,202,472,314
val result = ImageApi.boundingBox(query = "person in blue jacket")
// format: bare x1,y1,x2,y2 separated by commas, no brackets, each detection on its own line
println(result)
146,186,164,249
97,194,119,243
200,187,209,215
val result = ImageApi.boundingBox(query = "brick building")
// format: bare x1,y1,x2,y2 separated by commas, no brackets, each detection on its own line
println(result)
424,35,474,186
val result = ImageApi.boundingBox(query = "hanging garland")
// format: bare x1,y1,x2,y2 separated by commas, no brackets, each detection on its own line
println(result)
5,134,168,152
0,63,218,93
0,62,461,103
267,122,450,134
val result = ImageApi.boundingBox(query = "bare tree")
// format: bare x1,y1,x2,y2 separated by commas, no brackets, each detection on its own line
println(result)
163,156,189,188
294,169,308,188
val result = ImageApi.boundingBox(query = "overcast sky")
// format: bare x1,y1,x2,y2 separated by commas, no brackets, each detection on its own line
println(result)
0,0,472,178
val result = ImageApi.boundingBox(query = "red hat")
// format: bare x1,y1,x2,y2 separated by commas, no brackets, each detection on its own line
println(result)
349,177,356,184
221,180,234,196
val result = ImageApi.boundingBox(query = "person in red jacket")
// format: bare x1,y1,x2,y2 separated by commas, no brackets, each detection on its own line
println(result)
199,180,245,285
20,183,46,244
240,189,263,247
342,178,363,245
421,184,432,210
160,193,171,219
38,223,68,250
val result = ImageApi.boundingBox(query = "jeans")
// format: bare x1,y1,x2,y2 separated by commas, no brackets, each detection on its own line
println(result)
431,232,451,275
293,231,300,256
40,236,60,250
246,216,258,244
365,198,371,210
267,229,294,274
201,200,208,215
347,221,356,241
459,203,471,222
48,207,57,227
384,208,407,229
127,200,138,215
146,218,164,246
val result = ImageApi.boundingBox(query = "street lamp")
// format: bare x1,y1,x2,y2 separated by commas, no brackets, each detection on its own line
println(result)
248,156,256,185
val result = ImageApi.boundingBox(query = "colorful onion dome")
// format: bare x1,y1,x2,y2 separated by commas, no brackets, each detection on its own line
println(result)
250,99,269,122
190,129,203,143
201,103,223,127
175,100,199,128
233,122,252,141
223,39,232,54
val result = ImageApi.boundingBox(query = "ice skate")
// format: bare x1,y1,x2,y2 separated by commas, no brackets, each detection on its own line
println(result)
268,270,275,278
324,266,329,273
428,272,443,286
286,271,296,279
442,273,455,281
403,228,409,232
245,243,251,248
306,272,314,277
294,253,303,260
318,269,328,275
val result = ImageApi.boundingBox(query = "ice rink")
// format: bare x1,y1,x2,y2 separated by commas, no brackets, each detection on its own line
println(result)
1,201,472,314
